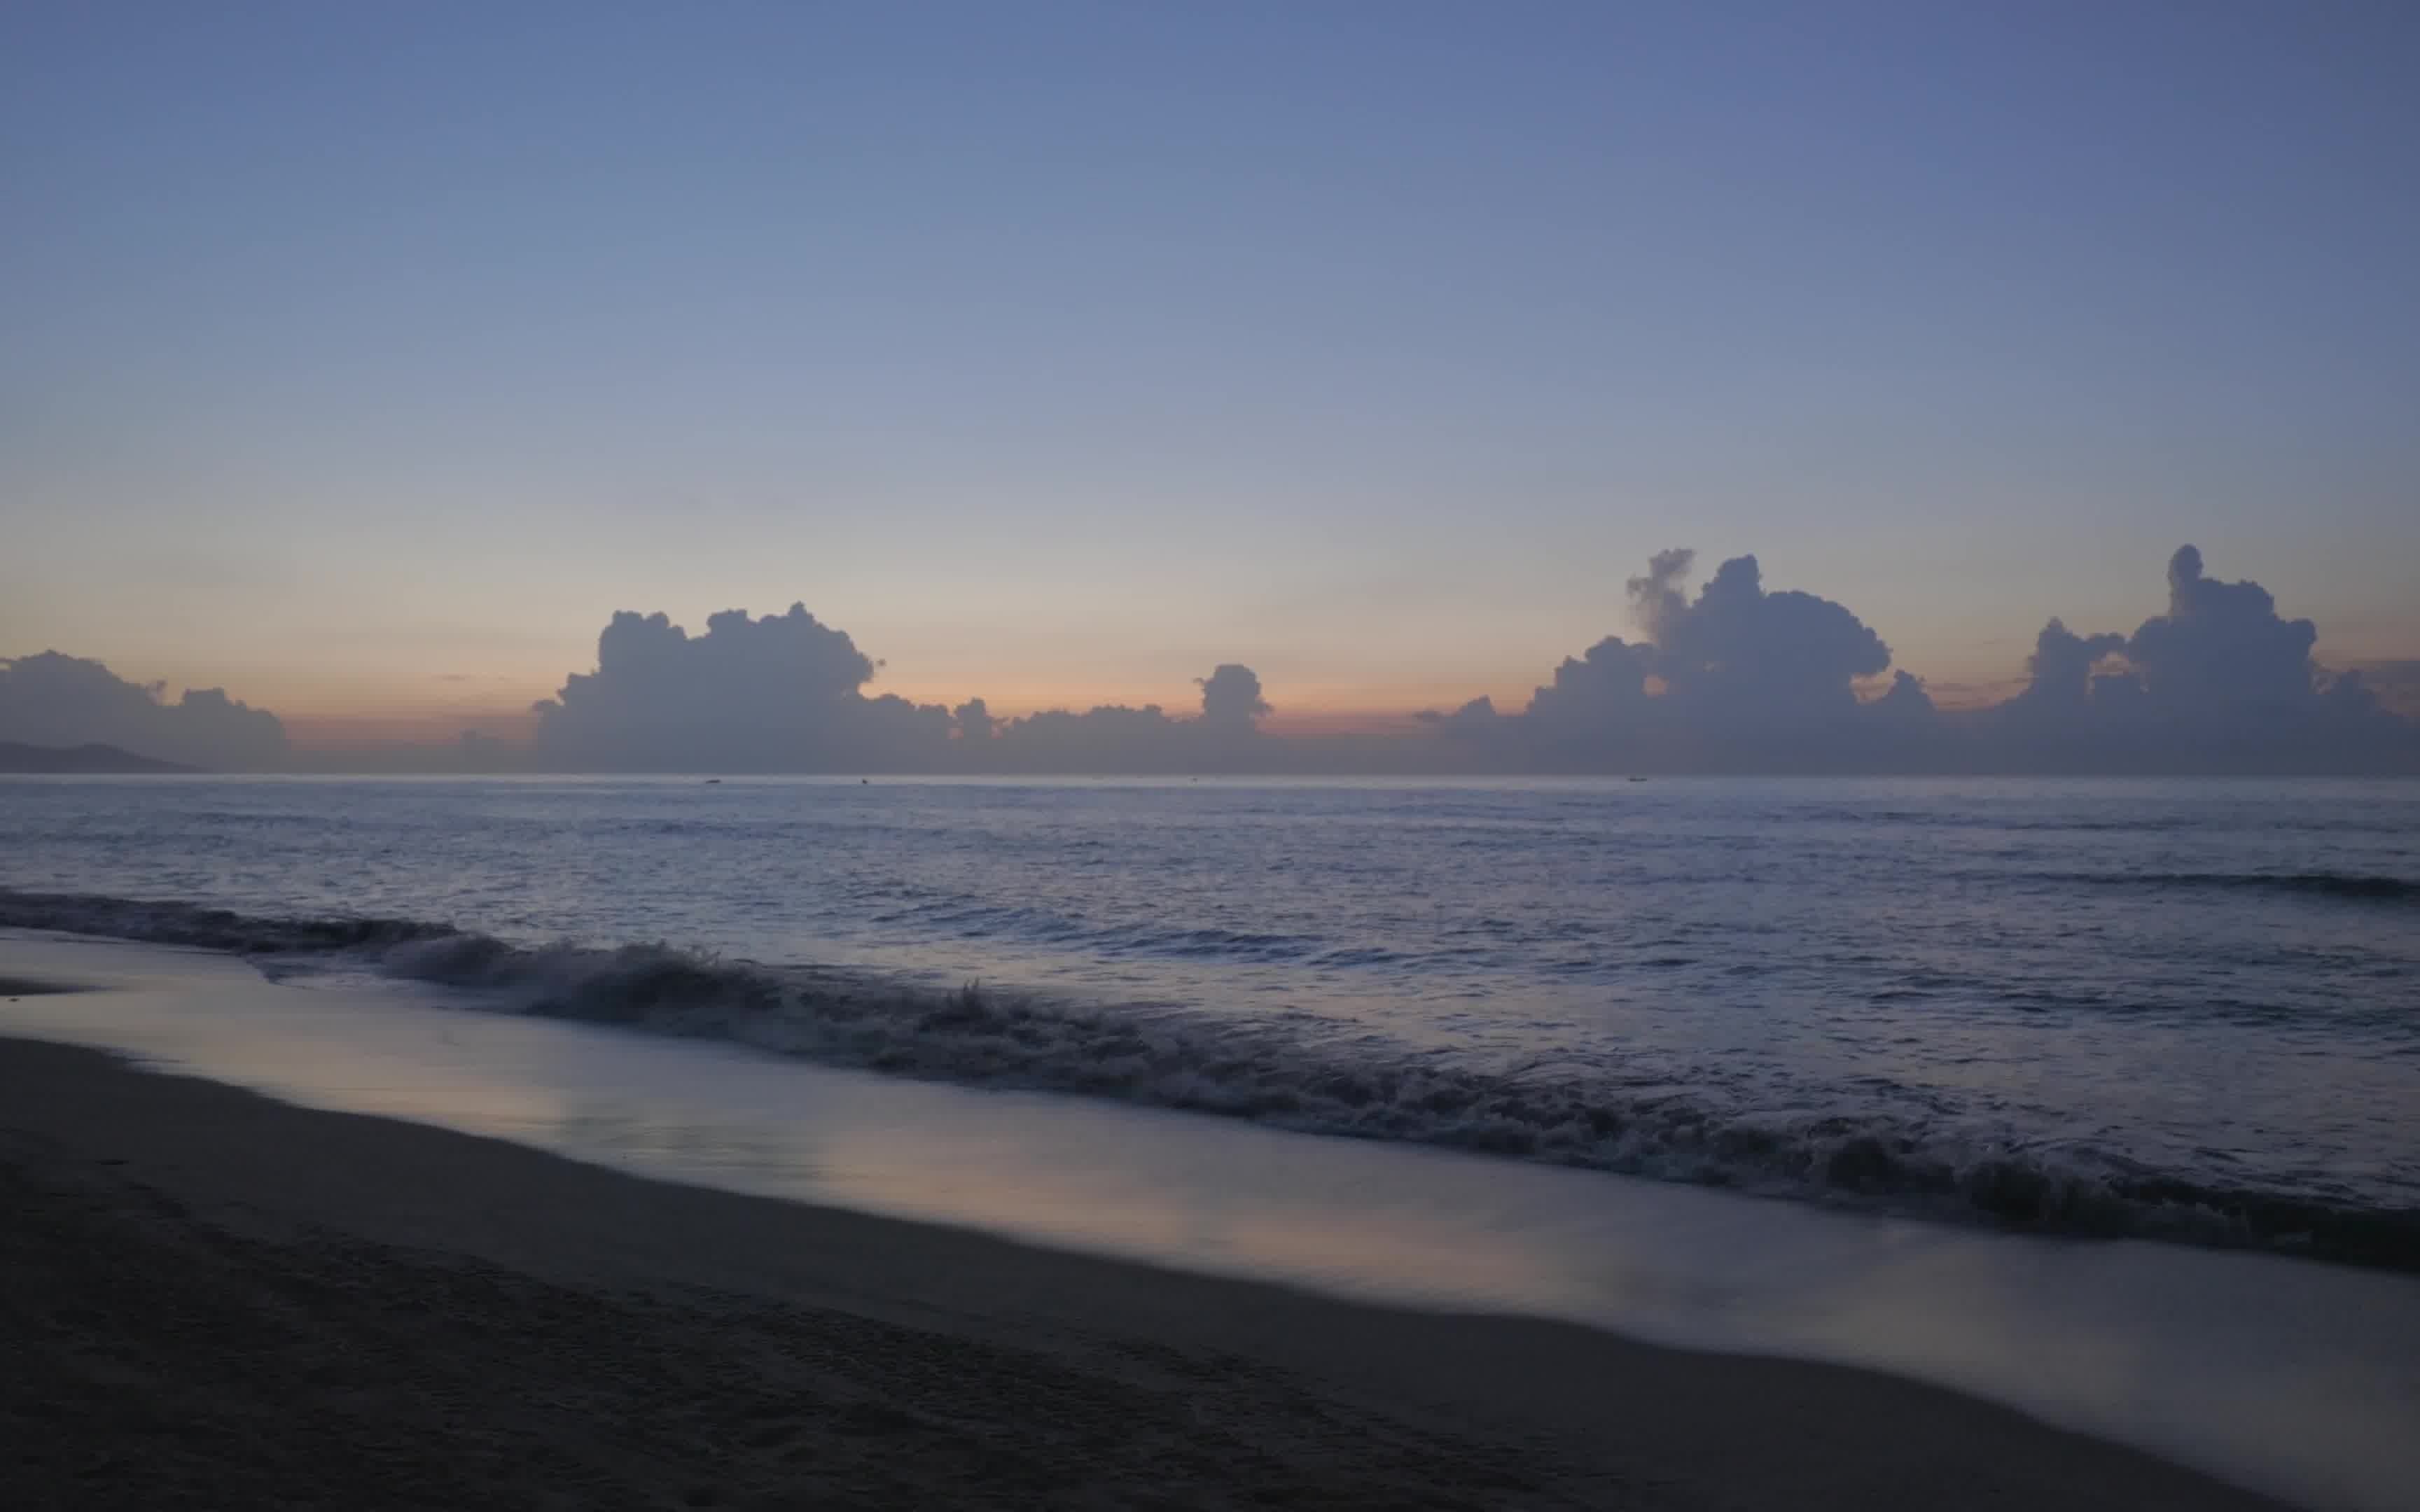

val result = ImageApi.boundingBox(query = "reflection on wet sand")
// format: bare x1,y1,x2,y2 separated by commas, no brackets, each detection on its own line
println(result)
5,931,2417,1512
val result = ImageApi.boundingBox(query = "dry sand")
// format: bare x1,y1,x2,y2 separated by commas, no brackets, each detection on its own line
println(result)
0,1032,2288,1510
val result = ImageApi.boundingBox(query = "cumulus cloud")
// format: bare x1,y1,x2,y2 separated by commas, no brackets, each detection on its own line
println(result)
2337,659,2420,719
952,697,996,743
1521,636,1651,741
1442,549,1921,770
1413,694,1500,735
1653,553,1892,722
15,544,2412,776
1195,664,1272,732
1988,545,2414,772
0,652,288,769
530,603,955,771
1625,547,1697,645
2131,545,2318,708
1868,669,1938,724
991,703,1183,772
526,601,1284,773
1418,542,2415,774
985,665,1274,773
2010,619,2132,713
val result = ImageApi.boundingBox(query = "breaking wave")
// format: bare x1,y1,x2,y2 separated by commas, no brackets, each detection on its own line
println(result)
5,886,2416,1273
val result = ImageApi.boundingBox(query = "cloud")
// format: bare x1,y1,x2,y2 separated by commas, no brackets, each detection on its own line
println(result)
14,545,2414,776
2131,545,2320,710
1414,695,1500,734
1520,636,1652,744
2337,659,2420,718
1440,549,1924,770
952,697,996,743
2009,618,2132,713
1986,545,2415,771
0,652,288,769
1417,542,2416,774
1870,669,1938,724
529,603,957,771
990,703,1183,772
527,601,1283,773
1649,552,1893,725
985,666,1274,773
1625,547,1697,646
1195,664,1272,732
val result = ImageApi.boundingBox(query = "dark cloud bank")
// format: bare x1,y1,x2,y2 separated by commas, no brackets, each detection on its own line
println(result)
6,547,2415,775
525,606,1281,774
0,652,288,770
1419,544,2412,776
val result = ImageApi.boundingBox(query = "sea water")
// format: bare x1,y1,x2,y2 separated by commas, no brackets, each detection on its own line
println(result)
2,774,2414,1264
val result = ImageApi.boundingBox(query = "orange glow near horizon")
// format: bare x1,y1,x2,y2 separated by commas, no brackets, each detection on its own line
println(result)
275,691,1468,750
154,639,2408,753
279,707,543,752
256,659,2045,752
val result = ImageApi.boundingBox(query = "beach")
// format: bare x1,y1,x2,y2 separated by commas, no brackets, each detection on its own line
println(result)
13,0,2417,1500
0,1020,2296,1511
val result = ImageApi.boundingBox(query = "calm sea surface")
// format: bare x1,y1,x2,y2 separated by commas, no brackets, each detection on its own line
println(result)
4,774,2415,1263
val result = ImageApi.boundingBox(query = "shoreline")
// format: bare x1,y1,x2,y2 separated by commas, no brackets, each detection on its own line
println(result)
7,884,2412,1276
0,1033,2290,1510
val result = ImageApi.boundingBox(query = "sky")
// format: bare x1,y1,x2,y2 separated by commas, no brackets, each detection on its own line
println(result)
4,1,2416,750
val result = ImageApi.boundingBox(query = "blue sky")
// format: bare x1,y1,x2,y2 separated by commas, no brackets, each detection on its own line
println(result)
4,1,2414,743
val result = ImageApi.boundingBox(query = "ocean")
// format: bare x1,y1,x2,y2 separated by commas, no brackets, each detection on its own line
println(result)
3,773,2415,1268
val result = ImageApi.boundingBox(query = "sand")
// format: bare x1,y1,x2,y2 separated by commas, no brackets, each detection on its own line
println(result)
0,1030,2298,1511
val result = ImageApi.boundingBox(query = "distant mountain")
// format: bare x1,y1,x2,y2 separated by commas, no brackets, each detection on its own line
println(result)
0,742,200,774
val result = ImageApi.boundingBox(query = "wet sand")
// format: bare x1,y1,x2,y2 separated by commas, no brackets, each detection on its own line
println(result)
0,1032,2288,1511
